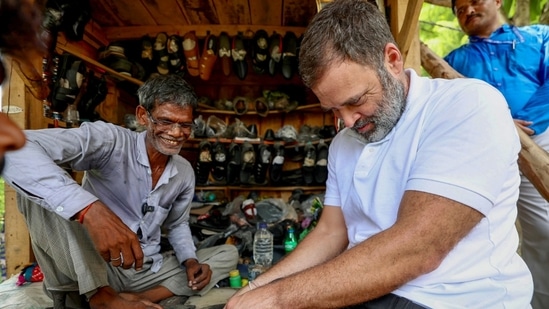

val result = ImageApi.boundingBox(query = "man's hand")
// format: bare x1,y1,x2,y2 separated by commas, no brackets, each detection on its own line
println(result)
514,119,535,135
79,201,144,270
184,258,212,291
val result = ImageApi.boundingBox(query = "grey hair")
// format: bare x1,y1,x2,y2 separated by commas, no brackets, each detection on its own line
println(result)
299,0,397,88
136,74,198,112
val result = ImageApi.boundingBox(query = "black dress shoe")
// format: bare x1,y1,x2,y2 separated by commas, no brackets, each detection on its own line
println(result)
232,33,248,80
268,33,283,76
254,144,271,185
264,128,276,141
270,142,285,184
195,140,212,185
247,124,258,139
240,142,256,185
315,141,329,184
227,143,242,185
302,142,316,186
281,32,298,80
211,142,227,183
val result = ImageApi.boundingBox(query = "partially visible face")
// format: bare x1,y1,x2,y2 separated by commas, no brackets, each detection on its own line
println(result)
455,0,501,37
138,103,194,156
313,60,406,143
0,62,27,173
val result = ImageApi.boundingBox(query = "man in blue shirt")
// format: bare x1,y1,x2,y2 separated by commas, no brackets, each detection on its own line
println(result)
3,74,238,308
446,0,549,307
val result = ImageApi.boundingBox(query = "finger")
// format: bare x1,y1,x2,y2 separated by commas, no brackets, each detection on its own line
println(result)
109,250,123,267
139,299,162,309
131,238,144,270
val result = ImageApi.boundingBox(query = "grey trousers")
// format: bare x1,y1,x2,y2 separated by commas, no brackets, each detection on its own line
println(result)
346,294,428,309
16,194,239,307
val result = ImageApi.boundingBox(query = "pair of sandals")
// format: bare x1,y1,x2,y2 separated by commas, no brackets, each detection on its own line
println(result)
266,32,299,79
182,31,218,80
302,141,329,185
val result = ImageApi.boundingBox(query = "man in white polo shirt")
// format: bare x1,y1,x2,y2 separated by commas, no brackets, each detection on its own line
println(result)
225,0,533,308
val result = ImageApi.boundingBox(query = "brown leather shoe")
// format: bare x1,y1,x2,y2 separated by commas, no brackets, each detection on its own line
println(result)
183,31,200,76
199,34,218,80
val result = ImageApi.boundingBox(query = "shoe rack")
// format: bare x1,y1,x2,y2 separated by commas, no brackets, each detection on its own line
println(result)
51,26,335,202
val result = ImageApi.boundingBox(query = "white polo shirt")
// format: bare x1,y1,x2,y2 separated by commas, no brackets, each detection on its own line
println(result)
324,70,533,308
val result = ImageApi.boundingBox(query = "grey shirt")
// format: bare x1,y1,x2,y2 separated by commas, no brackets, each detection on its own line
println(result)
4,121,197,272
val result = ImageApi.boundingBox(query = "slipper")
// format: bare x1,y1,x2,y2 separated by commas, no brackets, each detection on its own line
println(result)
195,140,213,186
218,32,232,76
199,34,218,81
252,29,270,74
268,33,283,76
227,142,242,185
315,141,329,184
281,31,298,80
211,141,228,183
254,144,271,185
183,31,200,76
240,142,256,185
231,34,248,80
302,142,316,186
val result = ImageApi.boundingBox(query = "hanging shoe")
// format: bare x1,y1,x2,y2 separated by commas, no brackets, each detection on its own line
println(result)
281,31,298,80
51,54,87,113
183,31,200,77
199,34,218,81
218,32,232,76
232,33,248,80
153,32,169,75
254,97,269,117
195,140,213,186
252,29,270,74
240,142,256,185
167,34,185,74
268,33,283,76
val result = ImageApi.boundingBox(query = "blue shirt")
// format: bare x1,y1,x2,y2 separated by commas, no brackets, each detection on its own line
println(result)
3,121,197,272
445,24,549,135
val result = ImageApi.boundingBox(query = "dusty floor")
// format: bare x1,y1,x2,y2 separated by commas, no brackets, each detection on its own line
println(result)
0,275,236,309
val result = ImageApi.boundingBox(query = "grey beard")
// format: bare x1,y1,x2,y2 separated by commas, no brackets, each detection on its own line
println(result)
352,68,406,143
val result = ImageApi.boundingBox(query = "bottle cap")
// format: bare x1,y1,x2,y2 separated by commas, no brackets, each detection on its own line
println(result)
229,269,240,277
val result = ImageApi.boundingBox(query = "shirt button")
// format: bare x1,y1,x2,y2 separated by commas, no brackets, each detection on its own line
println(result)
490,52,495,55
147,169,152,175
497,83,502,86
493,67,498,71
56,206,63,212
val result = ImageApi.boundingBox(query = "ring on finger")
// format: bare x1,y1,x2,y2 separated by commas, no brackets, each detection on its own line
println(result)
110,255,121,262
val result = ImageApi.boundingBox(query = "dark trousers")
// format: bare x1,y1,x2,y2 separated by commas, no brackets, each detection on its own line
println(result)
346,293,428,309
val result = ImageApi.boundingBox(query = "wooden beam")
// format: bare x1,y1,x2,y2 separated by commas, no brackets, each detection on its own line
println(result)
395,0,424,59
102,25,307,41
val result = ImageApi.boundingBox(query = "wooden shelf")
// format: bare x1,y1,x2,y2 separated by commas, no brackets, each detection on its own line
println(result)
197,103,323,115
196,186,325,191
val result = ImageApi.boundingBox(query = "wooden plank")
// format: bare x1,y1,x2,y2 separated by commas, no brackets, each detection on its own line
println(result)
103,25,307,40
249,0,283,26
92,0,156,27
282,0,318,27
4,185,33,278
177,0,220,25
395,0,424,59
89,0,126,27
211,0,251,25
389,0,422,73
140,0,189,26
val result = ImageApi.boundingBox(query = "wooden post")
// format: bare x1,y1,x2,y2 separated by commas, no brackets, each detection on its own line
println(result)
389,0,423,73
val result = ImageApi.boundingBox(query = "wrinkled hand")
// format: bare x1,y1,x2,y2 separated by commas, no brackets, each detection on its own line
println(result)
514,119,535,136
184,259,212,291
82,201,144,270
224,285,278,309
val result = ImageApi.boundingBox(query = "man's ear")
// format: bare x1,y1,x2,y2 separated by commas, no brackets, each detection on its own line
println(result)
384,43,404,75
136,105,148,126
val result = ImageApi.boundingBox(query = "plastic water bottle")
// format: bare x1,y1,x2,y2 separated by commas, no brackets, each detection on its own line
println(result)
253,222,273,268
